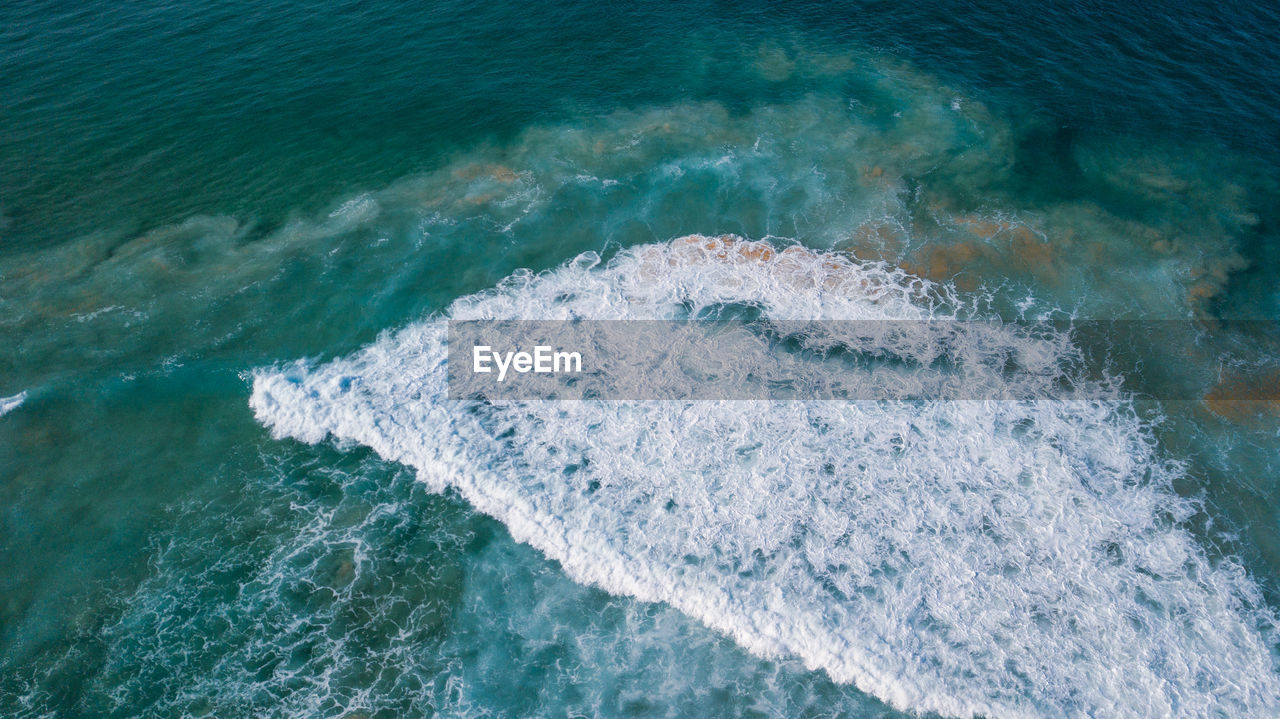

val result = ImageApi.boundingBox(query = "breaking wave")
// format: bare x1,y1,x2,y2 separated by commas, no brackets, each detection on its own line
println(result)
251,236,1280,718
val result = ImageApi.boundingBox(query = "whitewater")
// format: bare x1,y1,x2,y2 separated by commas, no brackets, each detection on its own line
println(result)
251,235,1280,718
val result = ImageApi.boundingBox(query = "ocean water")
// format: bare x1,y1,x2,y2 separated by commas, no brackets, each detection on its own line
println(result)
3,2,1280,717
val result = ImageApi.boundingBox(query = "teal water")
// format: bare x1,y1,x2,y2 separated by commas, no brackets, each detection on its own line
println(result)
3,2,1280,717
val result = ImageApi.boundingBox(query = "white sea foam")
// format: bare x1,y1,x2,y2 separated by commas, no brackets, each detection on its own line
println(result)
251,237,1280,718
1,391,27,417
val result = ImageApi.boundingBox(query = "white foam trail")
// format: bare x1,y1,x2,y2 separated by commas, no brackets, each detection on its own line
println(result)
0,391,27,417
251,237,1280,718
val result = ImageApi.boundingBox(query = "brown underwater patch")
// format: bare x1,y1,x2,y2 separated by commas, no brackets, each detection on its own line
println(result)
1203,368,1280,422
894,215,1058,290
836,220,907,262
1186,252,1250,319
451,163,519,183
898,240,989,290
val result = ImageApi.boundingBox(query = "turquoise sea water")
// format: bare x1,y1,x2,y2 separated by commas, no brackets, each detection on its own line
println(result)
4,2,1280,716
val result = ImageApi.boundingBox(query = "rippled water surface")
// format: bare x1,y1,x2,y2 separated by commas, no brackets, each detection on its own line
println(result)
3,2,1280,717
